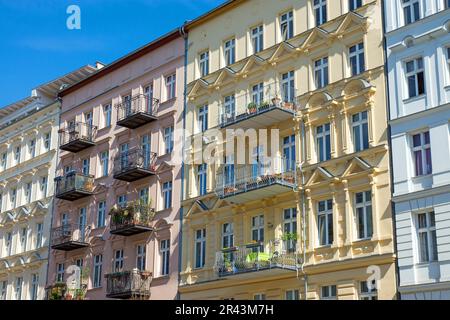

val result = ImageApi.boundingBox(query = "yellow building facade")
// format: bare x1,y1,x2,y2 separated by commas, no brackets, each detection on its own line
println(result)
180,0,397,300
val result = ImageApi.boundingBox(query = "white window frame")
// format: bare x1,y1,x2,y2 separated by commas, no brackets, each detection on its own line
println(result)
251,215,265,243
43,132,51,152
160,239,170,276
222,223,234,249
136,244,146,271
113,249,124,273
254,293,266,300
30,273,39,300
360,280,378,300
349,0,362,11
405,57,425,99
321,285,337,300
314,0,327,26
283,208,297,252
318,199,333,246
402,0,421,25
162,181,173,210
165,73,176,100
20,227,28,252
10,188,17,209
5,232,12,256
281,71,295,103
198,105,209,133
412,131,432,176
349,42,365,76
36,223,43,248
224,38,236,66
316,123,331,162
103,103,112,128
100,151,109,177
199,51,210,77
56,263,65,283
285,289,299,300
1,281,7,300
93,254,103,288
164,126,174,154
14,146,21,165
252,82,264,106
29,139,36,158
197,164,208,196
251,25,264,54
25,182,32,204
314,57,329,89
280,11,294,41
97,201,106,228
352,111,369,152
416,211,438,263
355,191,373,240
14,277,23,300
195,229,206,269
1,152,7,171
40,176,48,198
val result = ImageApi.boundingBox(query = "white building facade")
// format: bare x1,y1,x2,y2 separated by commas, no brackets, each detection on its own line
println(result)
0,66,98,300
385,0,450,299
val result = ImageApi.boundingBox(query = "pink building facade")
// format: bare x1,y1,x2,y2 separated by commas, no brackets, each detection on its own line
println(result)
47,31,184,300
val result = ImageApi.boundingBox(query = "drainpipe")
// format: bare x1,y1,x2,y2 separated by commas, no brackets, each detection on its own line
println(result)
44,98,62,296
176,22,189,301
380,0,401,301
299,118,308,300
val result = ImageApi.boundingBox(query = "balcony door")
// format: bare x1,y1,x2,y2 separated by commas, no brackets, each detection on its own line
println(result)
141,135,151,168
84,112,93,140
120,143,129,170
251,146,265,179
78,208,87,242
123,95,132,117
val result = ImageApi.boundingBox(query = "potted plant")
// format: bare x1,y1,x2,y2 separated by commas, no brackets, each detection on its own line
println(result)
281,232,298,242
247,102,257,114
272,95,281,106
259,101,270,110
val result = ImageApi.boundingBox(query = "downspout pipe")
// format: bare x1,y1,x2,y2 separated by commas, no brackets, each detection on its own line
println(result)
176,22,189,301
380,0,401,301
299,119,308,300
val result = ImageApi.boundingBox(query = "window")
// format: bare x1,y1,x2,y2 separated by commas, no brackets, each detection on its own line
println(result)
163,181,173,210
360,280,378,300
283,208,297,251
252,82,264,106
1,153,6,170
139,187,149,204
43,133,51,152
56,263,65,283
36,223,43,248
160,239,170,276
417,212,438,262
254,293,266,300
280,11,294,41
76,258,83,268
197,164,208,196
144,85,154,113
316,123,331,162
30,274,39,300
352,111,369,152
199,51,210,77
195,229,206,269
0,194,2,213
165,73,176,100
14,277,23,300
84,111,93,126
97,201,106,228
321,285,337,300
286,289,299,300
113,249,124,273
103,104,112,128
412,131,432,176
25,182,32,204
10,188,17,209
402,0,420,25
251,215,265,244
314,0,327,26
93,254,103,288
349,42,365,76
100,151,109,177
447,0,450,8
82,158,90,175
223,95,236,122
136,244,146,271
355,191,373,240
198,105,209,133
40,176,48,198
164,126,174,154
118,194,127,208
406,57,425,98
318,200,333,246
224,154,235,186
14,146,21,165
222,223,234,249
29,139,36,158
349,0,362,11
283,135,296,171
314,57,329,89
281,71,295,103
224,38,236,65
20,227,28,252
5,232,12,256
251,25,264,54
1,281,6,300
447,47,450,77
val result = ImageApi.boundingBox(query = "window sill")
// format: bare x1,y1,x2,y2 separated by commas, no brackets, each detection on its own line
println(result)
411,174,432,181
161,97,177,106
415,261,438,267
402,94,426,104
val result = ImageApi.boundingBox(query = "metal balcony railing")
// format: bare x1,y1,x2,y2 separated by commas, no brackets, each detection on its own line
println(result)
110,201,156,236
54,172,95,200
219,82,298,128
105,269,152,299
50,224,91,251
116,94,159,129
113,149,157,176
59,122,97,152
216,156,296,198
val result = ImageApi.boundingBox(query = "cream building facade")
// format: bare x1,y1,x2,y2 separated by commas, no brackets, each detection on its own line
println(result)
0,66,99,300
180,0,397,300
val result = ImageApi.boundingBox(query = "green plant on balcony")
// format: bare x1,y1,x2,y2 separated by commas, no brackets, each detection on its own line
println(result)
48,282,67,300
109,199,155,226
247,102,257,114
259,101,270,110
281,232,298,242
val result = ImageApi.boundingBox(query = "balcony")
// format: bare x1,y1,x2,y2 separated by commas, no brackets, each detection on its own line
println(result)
59,122,97,153
113,149,157,182
110,201,156,236
54,172,95,201
219,83,298,130
105,269,152,299
214,240,300,277
216,157,296,204
50,224,90,251
116,94,159,129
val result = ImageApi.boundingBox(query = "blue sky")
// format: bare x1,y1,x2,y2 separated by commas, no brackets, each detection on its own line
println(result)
0,0,224,107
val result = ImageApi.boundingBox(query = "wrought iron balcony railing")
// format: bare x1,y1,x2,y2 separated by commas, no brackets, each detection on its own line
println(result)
219,82,298,129
113,149,157,182
116,94,159,129
110,201,156,236
59,122,97,153
50,223,90,251
54,172,95,201
216,156,296,203
105,269,152,299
